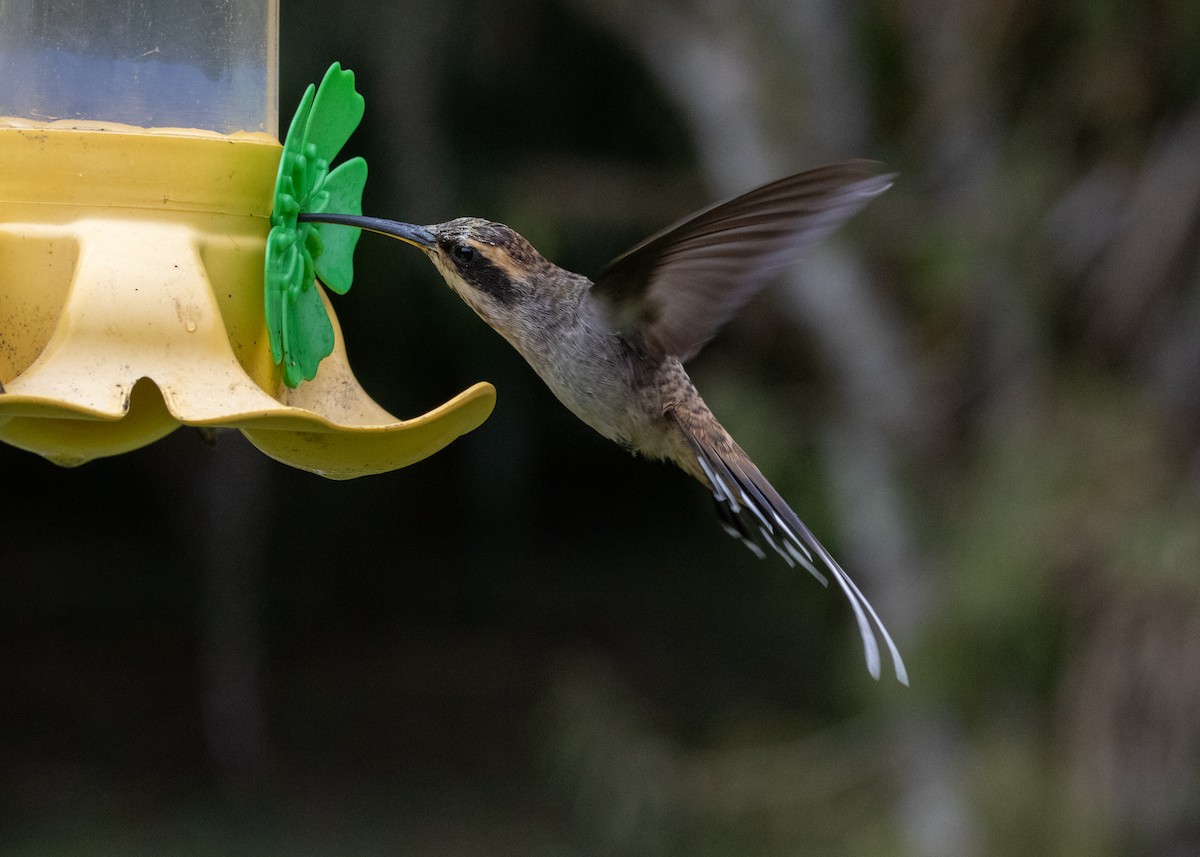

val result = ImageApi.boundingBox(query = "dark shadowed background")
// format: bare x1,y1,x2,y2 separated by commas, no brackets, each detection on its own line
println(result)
4,1,1200,855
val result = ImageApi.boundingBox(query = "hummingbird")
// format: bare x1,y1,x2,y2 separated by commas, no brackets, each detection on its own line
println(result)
299,160,907,684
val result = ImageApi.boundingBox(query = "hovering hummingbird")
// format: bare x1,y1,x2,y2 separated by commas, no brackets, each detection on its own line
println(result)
299,160,907,684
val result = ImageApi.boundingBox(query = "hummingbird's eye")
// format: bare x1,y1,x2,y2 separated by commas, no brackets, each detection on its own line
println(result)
450,242,476,265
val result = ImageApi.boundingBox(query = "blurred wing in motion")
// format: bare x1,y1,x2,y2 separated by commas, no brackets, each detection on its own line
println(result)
594,161,894,362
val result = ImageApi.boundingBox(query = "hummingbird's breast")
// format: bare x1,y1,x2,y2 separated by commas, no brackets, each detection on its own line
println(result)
508,296,688,461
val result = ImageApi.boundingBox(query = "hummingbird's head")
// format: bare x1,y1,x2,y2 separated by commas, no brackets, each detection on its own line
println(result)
426,217,547,316
362,216,578,336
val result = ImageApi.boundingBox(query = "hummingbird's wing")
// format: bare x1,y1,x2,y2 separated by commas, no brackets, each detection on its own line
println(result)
593,161,893,362
669,407,909,685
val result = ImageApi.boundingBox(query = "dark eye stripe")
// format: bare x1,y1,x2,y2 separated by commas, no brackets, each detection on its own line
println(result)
442,240,513,303
467,255,514,302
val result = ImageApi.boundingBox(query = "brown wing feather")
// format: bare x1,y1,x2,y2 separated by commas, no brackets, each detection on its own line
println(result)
594,161,894,362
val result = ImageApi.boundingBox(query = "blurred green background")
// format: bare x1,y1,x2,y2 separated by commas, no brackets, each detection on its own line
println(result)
4,0,1200,854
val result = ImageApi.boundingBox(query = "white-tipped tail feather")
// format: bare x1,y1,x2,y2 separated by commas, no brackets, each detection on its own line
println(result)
674,413,908,685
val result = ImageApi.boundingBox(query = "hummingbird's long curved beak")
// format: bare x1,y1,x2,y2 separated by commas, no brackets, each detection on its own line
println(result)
297,212,435,250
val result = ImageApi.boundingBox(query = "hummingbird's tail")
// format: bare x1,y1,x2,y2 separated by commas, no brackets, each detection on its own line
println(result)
670,411,908,685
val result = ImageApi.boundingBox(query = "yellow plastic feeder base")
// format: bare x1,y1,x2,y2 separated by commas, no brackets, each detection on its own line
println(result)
0,122,495,478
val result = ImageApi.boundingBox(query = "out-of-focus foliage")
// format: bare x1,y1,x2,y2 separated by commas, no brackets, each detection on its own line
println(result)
3,0,1199,855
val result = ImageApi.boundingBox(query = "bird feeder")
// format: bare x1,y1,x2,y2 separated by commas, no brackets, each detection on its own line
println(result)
0,0,494,478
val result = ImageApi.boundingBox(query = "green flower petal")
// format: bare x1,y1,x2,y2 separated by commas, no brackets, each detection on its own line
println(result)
264,225,298,363
271,84,314,229
312,157,367,294
304,64,365,167
282,276,334,387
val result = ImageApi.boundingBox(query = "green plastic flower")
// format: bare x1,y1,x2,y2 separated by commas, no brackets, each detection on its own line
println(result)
265,62,368,388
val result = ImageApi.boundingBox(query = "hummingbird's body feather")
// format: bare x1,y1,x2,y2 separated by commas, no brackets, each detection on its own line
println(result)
298,161,908,684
